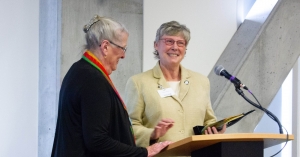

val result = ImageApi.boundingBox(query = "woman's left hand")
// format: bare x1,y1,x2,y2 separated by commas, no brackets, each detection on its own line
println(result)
204,124,226,135
146,141,173,157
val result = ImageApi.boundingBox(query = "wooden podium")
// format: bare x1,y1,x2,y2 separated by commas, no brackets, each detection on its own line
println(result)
157,133,294,157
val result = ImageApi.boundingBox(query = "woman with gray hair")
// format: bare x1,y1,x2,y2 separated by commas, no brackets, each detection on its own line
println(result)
51,15,171,157
125,21,226,148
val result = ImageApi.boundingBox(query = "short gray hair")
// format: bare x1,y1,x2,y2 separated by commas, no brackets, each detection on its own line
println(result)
83,15,128,50
154,21,190,59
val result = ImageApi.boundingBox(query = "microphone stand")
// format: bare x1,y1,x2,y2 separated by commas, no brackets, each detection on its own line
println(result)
234,87,283,134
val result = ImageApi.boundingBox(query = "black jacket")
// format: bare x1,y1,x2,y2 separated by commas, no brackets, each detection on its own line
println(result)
51,59,147,157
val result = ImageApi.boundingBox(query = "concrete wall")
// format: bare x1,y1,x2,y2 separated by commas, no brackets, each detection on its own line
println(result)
60,0,143,97
292,59,300,156
209,0,300,133
39,1,61,157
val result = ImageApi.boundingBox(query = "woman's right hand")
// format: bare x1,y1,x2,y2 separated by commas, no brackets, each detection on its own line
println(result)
150,118,174,140
146,141,172,157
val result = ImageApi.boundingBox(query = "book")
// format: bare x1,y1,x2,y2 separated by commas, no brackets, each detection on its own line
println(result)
193,109,255,135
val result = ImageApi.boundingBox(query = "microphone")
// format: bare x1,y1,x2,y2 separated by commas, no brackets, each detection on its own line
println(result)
215,65,284,135
214,65,248,90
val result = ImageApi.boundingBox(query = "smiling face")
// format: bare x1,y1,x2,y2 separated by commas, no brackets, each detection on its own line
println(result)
105,32,128,74
154,34,186,68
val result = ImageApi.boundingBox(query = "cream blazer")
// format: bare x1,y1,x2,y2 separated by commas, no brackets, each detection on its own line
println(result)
125,62,216,147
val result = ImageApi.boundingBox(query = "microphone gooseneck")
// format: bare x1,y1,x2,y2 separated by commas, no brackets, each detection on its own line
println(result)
214,65,283,134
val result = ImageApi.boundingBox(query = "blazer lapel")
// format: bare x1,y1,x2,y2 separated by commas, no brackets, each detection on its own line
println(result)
153,62,169,90
152,62,190,103
178,65,190,101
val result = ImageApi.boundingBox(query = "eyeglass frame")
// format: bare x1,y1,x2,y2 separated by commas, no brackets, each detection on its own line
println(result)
108,40,127,52
159,38,186,47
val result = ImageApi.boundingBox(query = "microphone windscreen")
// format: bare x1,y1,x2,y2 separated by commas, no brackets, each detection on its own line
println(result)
214,65,225,76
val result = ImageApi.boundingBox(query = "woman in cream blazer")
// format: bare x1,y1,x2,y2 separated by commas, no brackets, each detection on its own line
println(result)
125,21,225,147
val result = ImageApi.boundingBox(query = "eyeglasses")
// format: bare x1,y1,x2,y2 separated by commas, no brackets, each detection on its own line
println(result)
159,38,186,47
108,40,127,52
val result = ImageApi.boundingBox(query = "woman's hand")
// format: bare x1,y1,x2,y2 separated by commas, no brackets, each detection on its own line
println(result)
146,141,172,157
204,124,226,134
150,118,174,140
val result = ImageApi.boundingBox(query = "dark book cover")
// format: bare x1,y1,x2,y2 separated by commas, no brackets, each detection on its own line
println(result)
194,109,255,135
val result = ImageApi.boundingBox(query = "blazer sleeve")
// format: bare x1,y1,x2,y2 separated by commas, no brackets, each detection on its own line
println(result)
203,101,217,126
125,77,155,147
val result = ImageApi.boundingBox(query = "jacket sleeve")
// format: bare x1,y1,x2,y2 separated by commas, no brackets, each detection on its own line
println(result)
125,77,155,147
80,76,147,157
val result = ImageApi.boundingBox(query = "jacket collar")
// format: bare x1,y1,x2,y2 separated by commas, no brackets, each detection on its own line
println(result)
152,61,191,102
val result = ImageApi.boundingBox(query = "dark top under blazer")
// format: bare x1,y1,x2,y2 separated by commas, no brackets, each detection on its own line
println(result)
51,59,147,157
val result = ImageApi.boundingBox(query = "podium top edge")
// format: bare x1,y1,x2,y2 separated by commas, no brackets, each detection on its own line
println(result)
191,133,294,141
168,133,294,149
